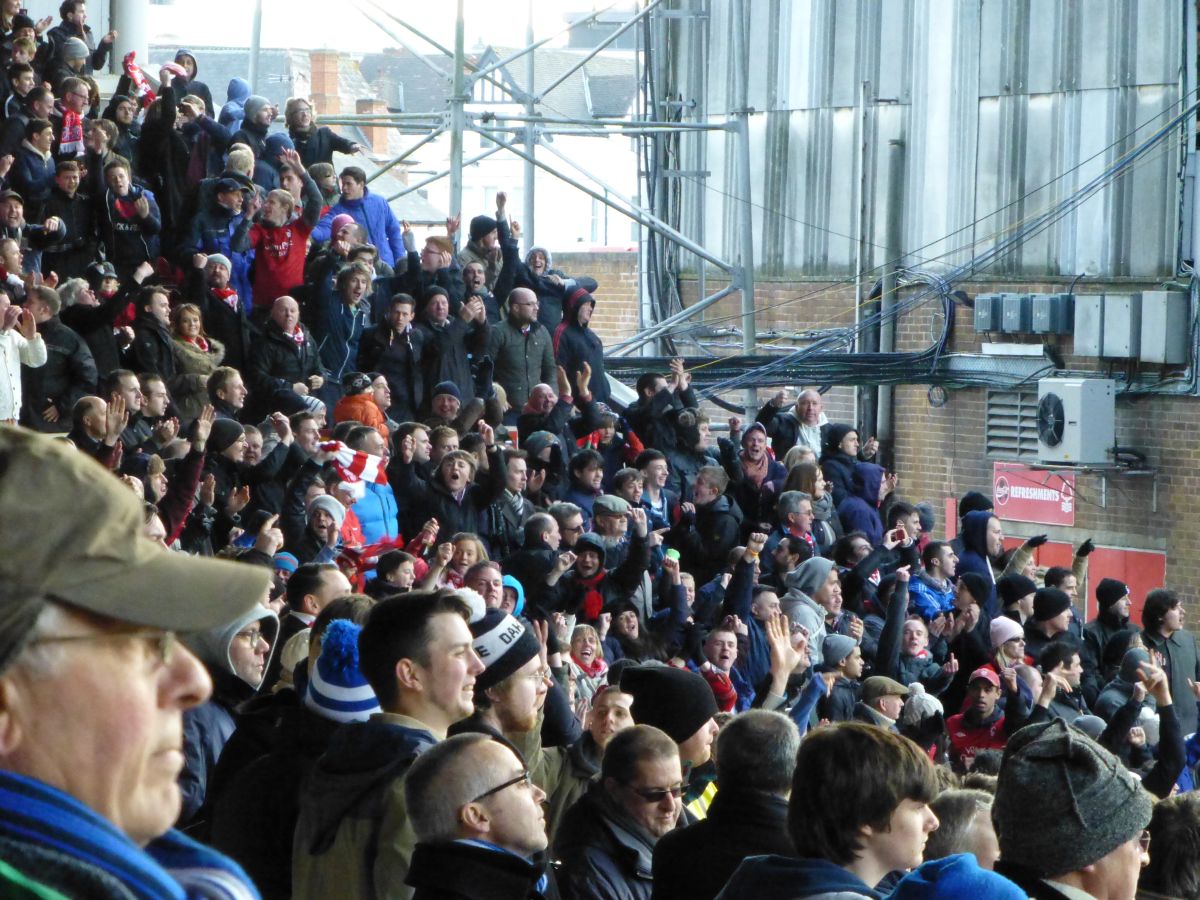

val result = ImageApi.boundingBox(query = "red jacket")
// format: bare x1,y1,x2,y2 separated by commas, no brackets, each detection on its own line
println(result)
946,710,1007,769
248,218,314,307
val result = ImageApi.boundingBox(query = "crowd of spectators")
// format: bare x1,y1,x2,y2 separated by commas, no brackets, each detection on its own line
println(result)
1,26,1200,900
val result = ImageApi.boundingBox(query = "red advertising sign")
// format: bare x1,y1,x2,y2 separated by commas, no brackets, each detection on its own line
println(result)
992,463,1076,527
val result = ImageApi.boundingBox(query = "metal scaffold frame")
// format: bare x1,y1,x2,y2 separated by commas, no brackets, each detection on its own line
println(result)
334,0,753,362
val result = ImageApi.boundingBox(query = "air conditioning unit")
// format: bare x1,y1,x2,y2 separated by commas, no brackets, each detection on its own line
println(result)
1036,378,1115,465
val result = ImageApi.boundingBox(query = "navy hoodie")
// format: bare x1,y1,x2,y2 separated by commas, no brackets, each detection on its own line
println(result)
956,510,998,615
716,855,886,900
836,462,885,546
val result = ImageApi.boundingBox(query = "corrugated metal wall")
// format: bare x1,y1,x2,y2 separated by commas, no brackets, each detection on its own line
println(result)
666,0,1186,279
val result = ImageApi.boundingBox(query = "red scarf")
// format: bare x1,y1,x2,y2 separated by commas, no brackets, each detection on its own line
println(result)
122,52,157,109
114,196,138,219
211,286,239,311
577,570,607,621
571,652,607,679
291,324,305,346
183,335,209,352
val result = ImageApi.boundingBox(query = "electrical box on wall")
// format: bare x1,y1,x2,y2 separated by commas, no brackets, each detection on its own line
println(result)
1139,291,1189,364
1032,293,1074,334
1002,294,1032,333
1102,294,1142,358
974,294,1002,332
1073,295,1104,356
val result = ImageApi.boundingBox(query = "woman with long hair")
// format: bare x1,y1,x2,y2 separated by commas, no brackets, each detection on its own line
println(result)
170,302,224,420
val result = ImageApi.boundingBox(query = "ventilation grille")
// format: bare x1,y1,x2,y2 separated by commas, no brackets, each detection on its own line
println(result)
985,390,1039,460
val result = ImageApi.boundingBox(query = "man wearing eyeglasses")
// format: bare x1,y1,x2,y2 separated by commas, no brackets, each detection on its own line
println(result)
177,601,278,830
557,724,682,900
405,732,553,899
0,425,269,897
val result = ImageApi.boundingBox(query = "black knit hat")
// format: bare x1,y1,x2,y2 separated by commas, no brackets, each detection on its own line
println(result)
958,490,994,517
432,380,461,401
469,215,498,241
469,609,541,692
1096,578,1129,611
209,419,245,453
957,572,991,606
620,664,717,744
993,718,1152,878
996,574,1037,608
1033,587,1072,622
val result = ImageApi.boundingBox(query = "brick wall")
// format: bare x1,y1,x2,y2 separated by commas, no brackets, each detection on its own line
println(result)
567,253,1200,598
554,251,640,346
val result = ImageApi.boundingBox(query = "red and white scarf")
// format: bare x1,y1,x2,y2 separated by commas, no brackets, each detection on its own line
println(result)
319,440,388,486
59,108,84,158
211,286,239,312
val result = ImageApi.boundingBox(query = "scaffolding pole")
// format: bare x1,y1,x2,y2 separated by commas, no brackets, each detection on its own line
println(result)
481,130,734,272
609,285,740,355
535,0,666,103
386,145,505,202
523,0,536,251
731,0,757,411
449,0,466,223
365,127,445,185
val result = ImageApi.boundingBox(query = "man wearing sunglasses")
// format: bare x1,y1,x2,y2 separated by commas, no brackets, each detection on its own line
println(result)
557,724,683,900
0,425,270,897
405,732,553,899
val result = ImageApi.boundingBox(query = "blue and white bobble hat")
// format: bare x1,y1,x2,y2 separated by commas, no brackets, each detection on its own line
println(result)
304,618,381,723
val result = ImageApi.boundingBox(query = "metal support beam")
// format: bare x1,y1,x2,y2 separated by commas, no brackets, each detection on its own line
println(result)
523,0,536,251
482,130,733,271
877,139,905,466
365,127,445,185
248,0,263,93
449,0,466,224
352,1,453,83
476,113,724,130
730,0,757,412
609,285,740,355
535,0,666,103
386,146,505,202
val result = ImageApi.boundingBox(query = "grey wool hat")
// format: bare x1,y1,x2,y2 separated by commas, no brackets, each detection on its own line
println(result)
992,718,1152,879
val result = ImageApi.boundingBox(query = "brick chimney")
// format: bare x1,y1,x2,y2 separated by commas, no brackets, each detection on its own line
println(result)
356,97,390,155
310,49,341,117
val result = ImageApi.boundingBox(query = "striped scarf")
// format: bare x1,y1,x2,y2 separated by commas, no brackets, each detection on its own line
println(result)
0,770,259,899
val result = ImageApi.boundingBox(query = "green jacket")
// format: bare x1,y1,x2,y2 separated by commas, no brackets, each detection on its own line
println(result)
291,712,437,900
487,318,556,411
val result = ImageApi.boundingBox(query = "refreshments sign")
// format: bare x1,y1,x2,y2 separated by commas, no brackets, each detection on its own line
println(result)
992,463,1076,527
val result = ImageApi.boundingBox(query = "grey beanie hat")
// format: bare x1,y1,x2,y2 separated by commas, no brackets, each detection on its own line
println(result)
1118,647,1150,684
786,556,836,598
243,95,270,122
62,37,90,61
993,718,1152,878
820,633,857,670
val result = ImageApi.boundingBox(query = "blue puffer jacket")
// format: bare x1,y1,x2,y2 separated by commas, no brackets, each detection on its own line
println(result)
351,481,399,544
836,462,885,546
181,203,254,311
313,190,405,267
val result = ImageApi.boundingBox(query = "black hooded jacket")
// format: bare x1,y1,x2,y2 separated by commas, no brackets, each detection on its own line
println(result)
555,296,608,405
